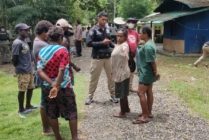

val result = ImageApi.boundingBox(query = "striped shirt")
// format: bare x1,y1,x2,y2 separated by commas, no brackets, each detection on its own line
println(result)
37,45,72,88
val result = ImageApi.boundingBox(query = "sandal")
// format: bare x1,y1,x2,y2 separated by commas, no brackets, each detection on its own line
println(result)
132,118,149,124
26,105,38,109
19,109,32,114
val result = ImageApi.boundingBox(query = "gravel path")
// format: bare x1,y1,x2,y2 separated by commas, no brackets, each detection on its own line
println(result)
72,47,209,140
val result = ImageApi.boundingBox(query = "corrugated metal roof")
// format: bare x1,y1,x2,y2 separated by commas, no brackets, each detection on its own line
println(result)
175,0,209,8
139,8,209,22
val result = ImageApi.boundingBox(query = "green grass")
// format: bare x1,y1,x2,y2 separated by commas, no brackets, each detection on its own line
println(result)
0,72,87,140
158,55,209,120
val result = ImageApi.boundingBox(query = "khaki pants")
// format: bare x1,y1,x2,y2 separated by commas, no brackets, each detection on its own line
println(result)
194,45,209,66
0,44,11,63
88,58,115,98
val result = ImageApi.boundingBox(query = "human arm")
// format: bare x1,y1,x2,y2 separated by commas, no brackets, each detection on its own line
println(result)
37,68,64,98
78,26,83,41
109,42,115,48
37,48,69,98
12,55,18,66
145,45,157,75
86,28,111,48
151,61,157,76
123,44,129,60
11,42,21,67
37,68,54,86
39,67,65,89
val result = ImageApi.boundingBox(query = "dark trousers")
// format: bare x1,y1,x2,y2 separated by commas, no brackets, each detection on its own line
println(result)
75,40,82,56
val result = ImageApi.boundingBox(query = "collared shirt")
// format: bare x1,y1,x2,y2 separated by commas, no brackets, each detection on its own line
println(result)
86,25,114,58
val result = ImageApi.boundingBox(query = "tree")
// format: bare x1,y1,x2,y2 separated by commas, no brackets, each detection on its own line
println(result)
6,0,73,28
117,0,155,19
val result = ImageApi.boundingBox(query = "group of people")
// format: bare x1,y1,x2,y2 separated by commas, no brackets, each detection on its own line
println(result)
10,10,159,140
12,19,82,140
85,12,159,124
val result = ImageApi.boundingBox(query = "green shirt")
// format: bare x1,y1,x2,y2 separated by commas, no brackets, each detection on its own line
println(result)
137,40,157,84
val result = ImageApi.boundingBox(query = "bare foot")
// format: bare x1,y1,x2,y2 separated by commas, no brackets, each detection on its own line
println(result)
113,112,126,118
138,113,153,118
42,130,54,136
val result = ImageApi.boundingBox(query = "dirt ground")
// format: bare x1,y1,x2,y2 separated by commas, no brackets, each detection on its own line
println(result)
1,47,209,140
72,47,209,140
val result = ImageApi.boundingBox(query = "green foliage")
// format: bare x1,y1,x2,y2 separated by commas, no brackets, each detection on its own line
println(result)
117,0,155,19
6,0,72,28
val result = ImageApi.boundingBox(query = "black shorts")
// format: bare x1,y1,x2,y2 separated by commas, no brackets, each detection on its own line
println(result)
43,86,77,120
139,82,150,86
115,78,130,99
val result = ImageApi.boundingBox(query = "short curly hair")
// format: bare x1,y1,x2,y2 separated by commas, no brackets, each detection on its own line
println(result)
35,20,53,35
47,26,64,42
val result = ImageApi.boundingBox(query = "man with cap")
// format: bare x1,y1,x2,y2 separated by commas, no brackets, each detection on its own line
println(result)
56,18,72,49
12,23,37,114
56,18,81,84
126,17,140,93
0,26,13,64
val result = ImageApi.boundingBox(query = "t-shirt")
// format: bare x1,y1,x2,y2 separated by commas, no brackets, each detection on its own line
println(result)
37,45,72,88
82,30,87,38
127,30,139,52
138,40,157,84
32,40,48,70
12,38,32,74
74,25,82,40
111,41,130,83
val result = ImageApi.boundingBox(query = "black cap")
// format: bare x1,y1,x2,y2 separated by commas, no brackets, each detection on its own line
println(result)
15,23,31,33
126,17,138,23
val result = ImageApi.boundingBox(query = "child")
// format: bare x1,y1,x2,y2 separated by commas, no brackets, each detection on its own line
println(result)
111,28,130,118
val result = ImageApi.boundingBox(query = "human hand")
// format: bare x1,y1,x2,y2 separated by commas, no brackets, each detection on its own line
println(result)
49,87,59,98
48,83,60,98
156,73,160,81
103,38,111,45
